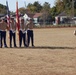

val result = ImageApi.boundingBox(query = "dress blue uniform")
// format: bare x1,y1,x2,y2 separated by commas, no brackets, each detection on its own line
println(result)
0,19,8,48
27,19,34,47
0,29,2,48
19,18,27,47
9,18,17,47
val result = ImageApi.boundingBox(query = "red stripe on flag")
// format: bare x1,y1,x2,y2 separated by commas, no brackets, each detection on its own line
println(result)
7,15,10,27
16,1,20,31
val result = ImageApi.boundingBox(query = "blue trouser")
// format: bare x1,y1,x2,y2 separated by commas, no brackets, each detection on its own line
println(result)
19,30,27,47
27,30,34,46
9,30,16,47
1,31,7,47
0,30,2,48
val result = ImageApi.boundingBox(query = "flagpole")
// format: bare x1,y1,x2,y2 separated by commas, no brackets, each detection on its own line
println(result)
16,1,20,44
6,0,10,27
6,0,10,47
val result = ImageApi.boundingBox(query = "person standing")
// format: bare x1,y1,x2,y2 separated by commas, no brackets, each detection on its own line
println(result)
0,19,2,48
9,17,17,48
27,18,34,47
0,30,2,48
0,18,8,48
19,17,27,47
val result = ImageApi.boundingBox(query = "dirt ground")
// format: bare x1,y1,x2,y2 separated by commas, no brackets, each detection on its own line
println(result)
0,27,76,75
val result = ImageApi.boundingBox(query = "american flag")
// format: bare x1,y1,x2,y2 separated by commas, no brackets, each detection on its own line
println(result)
6,1,10,27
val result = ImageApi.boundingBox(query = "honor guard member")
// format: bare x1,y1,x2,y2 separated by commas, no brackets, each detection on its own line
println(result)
0,18,8,48
27,18,34,47
19,17,27,47
9,17,17,48
0,18,2,48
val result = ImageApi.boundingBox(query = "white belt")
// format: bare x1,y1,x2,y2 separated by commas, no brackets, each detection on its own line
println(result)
10,29,16,33
20,29,26,33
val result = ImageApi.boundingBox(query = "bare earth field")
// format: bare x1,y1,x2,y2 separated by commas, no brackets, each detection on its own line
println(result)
0,27,76,75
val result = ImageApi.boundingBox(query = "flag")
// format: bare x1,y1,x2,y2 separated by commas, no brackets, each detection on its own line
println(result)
16,1,20,31
6,1,10,27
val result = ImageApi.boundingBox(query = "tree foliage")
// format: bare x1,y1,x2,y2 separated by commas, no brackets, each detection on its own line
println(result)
27,1,42,13
0,4,7,14
55,0,76,16
55,0,65,14
0,0,76,20
41,2,51,24
18,7,26,14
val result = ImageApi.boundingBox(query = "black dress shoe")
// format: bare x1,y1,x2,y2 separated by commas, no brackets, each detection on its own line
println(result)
4,46,8,48
10,46,12,48
24,44,28,47
32,45,35,47
14,46,17,48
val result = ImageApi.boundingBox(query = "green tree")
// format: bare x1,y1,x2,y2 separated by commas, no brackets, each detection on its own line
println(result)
27,3,36,13
49,6,57,21
55,0,76,16
33,1,42,12
18,7,26,14
55,0,65,14
27,1,42,13
41,2,51,24
0,4,7,14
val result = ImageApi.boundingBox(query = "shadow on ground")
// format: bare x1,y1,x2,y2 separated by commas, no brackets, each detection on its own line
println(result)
27,46,76,50
4,46,76,50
